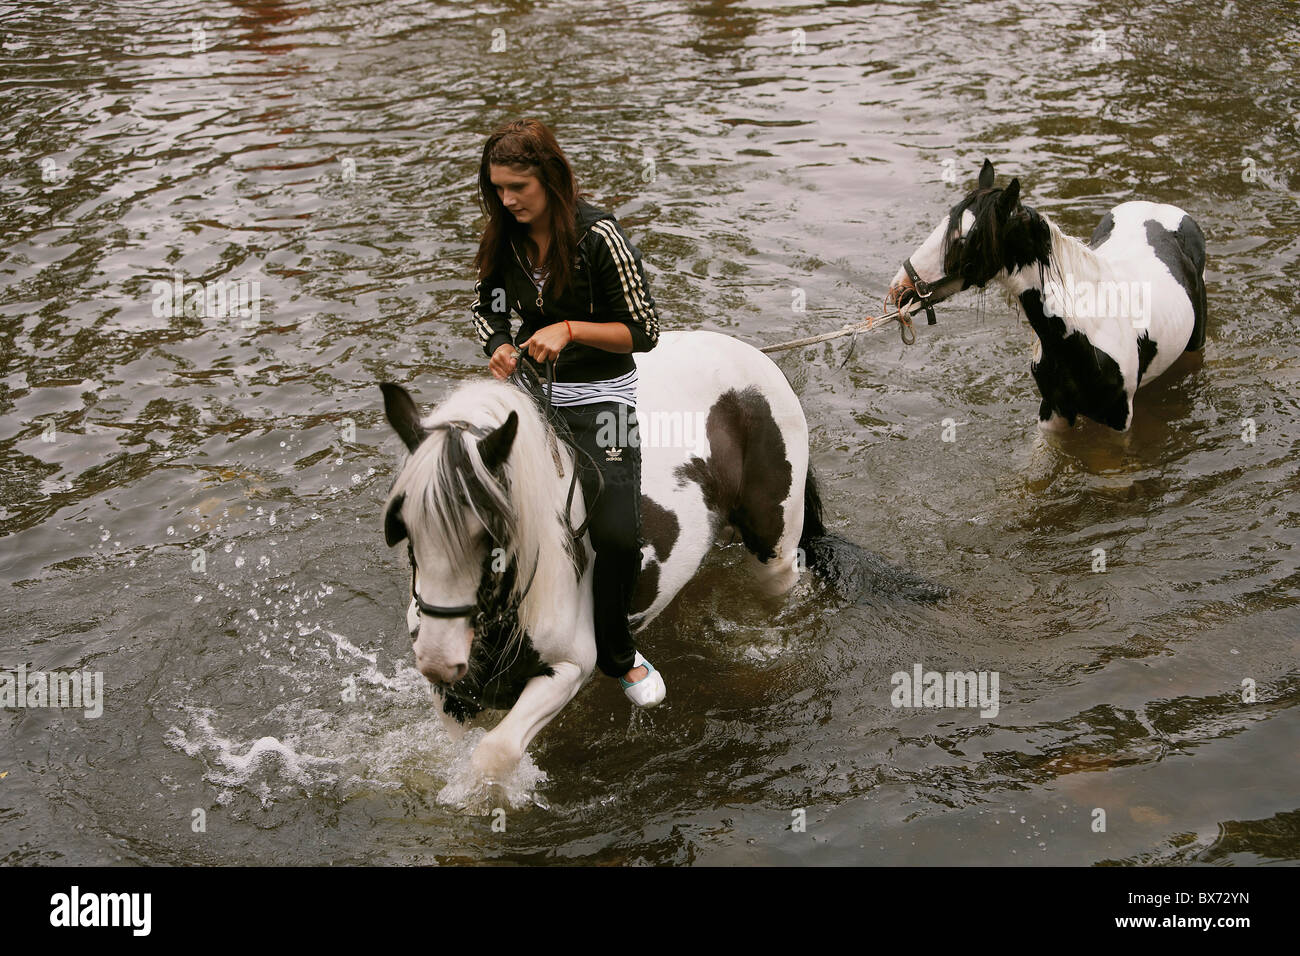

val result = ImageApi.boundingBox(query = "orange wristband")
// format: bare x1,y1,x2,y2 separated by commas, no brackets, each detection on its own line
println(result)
564,320,574,342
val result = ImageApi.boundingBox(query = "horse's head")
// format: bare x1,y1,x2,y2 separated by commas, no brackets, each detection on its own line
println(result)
379,381,519,686
888,159,1045,316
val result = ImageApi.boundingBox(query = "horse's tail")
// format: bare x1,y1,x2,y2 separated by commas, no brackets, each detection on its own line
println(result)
798,464,949,603
1180,215,1209,353
797,461,827,553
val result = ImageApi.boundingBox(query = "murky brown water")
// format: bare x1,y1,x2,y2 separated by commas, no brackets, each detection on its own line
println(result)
2,0,1298,865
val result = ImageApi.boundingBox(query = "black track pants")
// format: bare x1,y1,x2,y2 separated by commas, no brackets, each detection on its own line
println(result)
555,401,642,678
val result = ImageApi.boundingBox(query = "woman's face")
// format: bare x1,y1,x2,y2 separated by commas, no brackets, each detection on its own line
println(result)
489,163,549,229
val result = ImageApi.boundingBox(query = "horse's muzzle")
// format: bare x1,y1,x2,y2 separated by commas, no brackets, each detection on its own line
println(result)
416,656,469,686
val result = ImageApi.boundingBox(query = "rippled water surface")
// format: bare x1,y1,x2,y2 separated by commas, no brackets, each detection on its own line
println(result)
2,0,1298,865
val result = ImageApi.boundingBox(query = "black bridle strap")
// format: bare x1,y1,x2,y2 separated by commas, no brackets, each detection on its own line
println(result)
903,257,940,326
410,564,478,618
410,551,539,619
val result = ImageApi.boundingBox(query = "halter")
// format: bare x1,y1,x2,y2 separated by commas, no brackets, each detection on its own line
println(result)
410,562,479,618
902,257,941,326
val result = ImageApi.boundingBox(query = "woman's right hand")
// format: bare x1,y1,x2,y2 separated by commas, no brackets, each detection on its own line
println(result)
490,343,519,381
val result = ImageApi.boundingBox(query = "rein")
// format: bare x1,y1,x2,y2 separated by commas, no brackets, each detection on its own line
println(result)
507,354,604,543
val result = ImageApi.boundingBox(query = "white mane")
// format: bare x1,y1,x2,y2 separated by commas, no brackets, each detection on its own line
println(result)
1001,214,1124,342
386,379,576,641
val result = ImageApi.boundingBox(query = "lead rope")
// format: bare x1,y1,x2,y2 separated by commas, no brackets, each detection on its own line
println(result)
759,300,920,354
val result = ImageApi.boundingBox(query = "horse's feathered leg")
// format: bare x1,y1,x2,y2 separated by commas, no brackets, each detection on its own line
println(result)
470,661,589,780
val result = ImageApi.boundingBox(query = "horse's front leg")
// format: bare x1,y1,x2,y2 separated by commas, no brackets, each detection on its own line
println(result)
470,660,589,780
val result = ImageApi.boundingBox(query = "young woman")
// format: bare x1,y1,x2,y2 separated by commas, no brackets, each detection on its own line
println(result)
471,118,666,707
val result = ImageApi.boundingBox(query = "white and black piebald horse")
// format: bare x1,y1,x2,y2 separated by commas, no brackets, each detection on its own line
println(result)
888,160,1208,431
380,330,941,782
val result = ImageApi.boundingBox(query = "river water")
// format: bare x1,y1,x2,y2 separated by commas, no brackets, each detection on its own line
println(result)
2,0,1297,865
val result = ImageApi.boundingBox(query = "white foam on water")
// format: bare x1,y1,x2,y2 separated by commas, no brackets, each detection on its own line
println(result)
328,629,377,665
164,549,560,814
166,647,552,812
212,734,335,787
164,706,339,808
431,727,549,813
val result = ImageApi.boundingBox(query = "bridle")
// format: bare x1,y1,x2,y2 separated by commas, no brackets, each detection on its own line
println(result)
409,548,484,619
408,536,539,620
406,419,503,620
405,364,602,621
900,213,978,328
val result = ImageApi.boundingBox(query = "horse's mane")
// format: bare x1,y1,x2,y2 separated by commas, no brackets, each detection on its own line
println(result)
386,379,576,642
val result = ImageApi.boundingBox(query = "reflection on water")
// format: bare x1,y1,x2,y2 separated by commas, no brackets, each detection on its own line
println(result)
1,0,1297,864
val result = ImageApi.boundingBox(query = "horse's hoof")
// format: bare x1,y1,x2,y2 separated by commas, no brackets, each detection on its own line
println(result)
471,741,520,781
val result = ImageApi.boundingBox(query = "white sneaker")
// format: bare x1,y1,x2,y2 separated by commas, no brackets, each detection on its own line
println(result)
619,652,666,707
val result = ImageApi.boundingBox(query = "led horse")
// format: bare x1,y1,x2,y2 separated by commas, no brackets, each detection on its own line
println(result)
889,159,1207,431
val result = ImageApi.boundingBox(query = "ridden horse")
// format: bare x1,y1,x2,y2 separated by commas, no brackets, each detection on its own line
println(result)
382,330,824,781
888,159,1207,431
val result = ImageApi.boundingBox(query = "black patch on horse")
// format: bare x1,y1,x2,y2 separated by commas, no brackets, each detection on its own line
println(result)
629,559,659,619
627,495,675,618
435,555,555,723
1089,212,1115,249
384,492,407,546
1144,217,1208,352
639,494,679,563
1021,289,1131,430
1136,332,1158,386
675,387,792,563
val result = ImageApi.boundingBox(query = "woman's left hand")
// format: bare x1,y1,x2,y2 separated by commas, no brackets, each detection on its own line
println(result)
519,322,572,363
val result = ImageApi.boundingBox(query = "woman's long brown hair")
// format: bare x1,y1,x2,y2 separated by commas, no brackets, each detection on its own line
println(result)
474,118,580,298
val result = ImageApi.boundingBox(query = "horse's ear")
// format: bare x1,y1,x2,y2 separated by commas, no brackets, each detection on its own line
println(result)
384,492,407,547
477,411,518,472
997,177,1021,216
978,159,995,189
380,382,428,453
